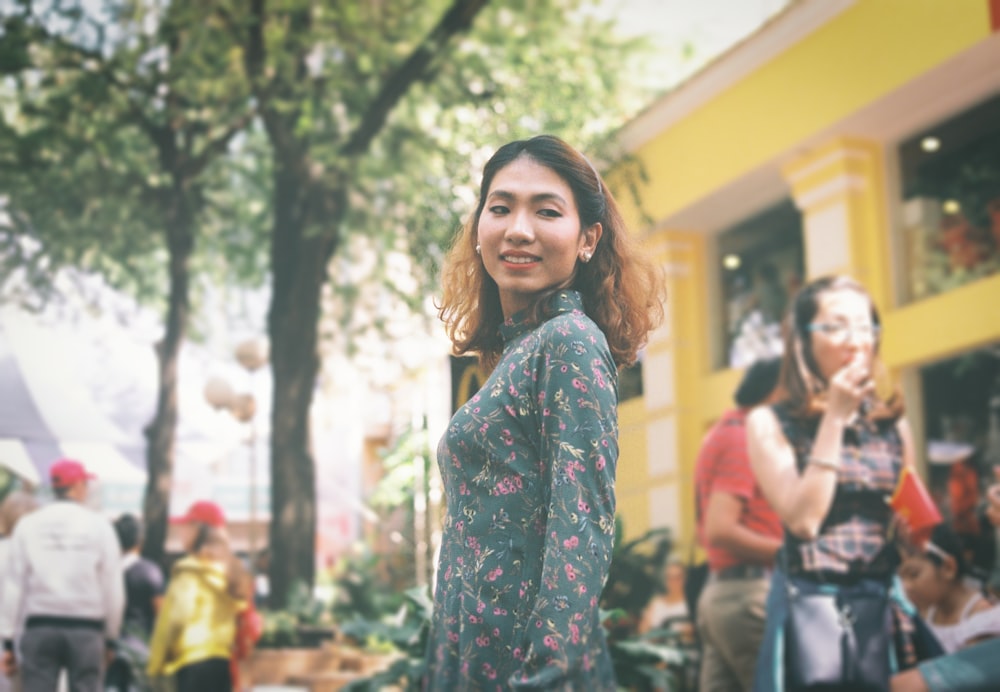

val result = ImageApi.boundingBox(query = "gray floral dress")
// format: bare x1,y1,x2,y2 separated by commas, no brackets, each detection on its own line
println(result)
425,291,619,691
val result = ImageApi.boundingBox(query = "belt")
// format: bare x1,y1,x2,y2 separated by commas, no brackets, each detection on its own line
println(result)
25,616,104,631
714,564,771,581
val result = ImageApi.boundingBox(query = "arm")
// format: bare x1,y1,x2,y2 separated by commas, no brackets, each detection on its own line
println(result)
746,406,842,540
509,327,618,690
897,417,917,470
100,519,126,641
146,572,192,677
703,492,782,564
0,531,27,673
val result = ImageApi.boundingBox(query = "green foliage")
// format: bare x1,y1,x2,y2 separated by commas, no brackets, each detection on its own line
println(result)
601,520,674,635
330,545,409,624
339,586,434,692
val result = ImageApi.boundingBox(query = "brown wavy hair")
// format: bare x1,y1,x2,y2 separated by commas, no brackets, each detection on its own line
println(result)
437,135,665,372
780,274,903,420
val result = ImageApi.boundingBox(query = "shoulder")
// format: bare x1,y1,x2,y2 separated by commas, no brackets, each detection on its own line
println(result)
746,405,779,435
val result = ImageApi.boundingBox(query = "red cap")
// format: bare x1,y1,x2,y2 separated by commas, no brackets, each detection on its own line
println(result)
171,500,226,528
49,459,95,489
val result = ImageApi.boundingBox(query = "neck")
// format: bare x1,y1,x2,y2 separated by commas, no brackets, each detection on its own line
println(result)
936,582,976,622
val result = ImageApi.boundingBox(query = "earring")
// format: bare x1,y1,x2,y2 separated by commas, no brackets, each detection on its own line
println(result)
580,250,592,263
475,244,481,255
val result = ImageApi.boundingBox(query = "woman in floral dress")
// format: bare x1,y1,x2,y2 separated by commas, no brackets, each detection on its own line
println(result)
426,135,665,690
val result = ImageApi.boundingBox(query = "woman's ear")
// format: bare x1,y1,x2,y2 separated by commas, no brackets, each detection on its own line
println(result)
940,555,959,581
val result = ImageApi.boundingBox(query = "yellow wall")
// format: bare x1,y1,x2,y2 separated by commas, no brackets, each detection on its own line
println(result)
616,0,992,231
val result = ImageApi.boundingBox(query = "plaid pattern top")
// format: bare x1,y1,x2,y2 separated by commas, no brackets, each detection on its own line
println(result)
773,402,903,577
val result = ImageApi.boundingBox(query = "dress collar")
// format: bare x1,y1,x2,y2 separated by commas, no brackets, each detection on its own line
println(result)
499,290,585,343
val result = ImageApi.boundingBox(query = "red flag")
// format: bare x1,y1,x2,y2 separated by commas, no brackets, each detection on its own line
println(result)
889,466,942,544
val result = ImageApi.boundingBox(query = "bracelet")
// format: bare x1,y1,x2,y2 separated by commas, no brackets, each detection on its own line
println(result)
807,456,840,472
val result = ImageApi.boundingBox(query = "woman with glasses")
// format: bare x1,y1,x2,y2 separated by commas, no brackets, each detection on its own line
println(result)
747,275,939,691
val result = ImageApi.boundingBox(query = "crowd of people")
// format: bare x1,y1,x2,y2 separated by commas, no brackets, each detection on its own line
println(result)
0,459,259,692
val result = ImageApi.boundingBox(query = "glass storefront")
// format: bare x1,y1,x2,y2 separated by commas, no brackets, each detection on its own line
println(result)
897,92,1000,303
716,200,804,369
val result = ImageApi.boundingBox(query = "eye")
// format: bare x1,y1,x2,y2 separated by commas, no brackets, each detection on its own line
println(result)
487,205,509,215
538,208,562,218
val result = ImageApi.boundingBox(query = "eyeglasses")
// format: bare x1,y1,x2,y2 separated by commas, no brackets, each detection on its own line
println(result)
807,322,881,342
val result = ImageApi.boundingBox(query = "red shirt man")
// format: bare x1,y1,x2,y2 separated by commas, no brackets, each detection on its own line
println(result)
693,357,783,692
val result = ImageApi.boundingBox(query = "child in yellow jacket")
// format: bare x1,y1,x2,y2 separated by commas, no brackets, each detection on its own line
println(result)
148,501,249,691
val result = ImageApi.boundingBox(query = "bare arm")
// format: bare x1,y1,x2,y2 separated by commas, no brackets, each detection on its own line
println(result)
747,407,843,540
703,492,783,564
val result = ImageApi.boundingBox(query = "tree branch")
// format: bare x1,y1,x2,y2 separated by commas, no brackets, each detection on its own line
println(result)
341,0,490,157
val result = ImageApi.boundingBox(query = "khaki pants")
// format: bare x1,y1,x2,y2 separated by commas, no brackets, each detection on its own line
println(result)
696,575,770,692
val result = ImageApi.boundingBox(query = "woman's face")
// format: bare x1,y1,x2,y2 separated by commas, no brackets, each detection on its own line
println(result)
807,288,877,382
899,554,952,612
477,155,600,318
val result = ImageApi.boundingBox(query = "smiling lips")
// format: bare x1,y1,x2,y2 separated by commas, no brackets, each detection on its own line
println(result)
501,253,540,265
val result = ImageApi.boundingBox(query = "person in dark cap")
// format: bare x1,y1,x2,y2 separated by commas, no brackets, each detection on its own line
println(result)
693,356,784,691
0,459,124,692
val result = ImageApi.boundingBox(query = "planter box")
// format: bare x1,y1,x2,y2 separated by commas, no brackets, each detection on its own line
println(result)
242,646,341,686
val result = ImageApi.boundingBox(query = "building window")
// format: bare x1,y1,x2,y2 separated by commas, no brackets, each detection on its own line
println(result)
717,200,804,370
897,92,1000,303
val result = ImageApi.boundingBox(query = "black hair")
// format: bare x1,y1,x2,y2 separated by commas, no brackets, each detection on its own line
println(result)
925,522,969,578
113,513,143,552
734,356,782,408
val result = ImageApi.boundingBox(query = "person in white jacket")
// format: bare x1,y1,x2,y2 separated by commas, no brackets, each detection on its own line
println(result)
0,459,124,692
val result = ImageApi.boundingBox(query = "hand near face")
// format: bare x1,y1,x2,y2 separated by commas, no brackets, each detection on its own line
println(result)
826,351,874,421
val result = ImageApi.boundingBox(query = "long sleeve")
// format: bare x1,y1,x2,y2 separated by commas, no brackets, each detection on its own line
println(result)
99,518,125,639
146,572,189,677
509,321,618,690
0,534,27,641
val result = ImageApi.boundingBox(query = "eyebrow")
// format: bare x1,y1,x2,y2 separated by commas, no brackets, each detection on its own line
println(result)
487,190,568,206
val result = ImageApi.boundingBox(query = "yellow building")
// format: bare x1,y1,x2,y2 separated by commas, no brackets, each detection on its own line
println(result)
610,0,1000,554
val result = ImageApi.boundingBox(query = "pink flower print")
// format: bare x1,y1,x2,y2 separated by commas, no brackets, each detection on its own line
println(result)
505,405,516,417
479,423,489,434
543,408,551,416
501,429,514,446
443,565,453,581
563,535,579,549
543,635,559,650
477,601,486,614
469,615,481,624
486,567,503,582
560,365,568,373
472,406,481,413
513,647,524,661
447,631,459,643
578,584,588,595
508,384,518,395
572,378,588,392
594,370,606,388
596,456,606,471
570,623,580,644
565,564,577,581
459,482,470,495
578,499,590,512
493,627,500,637
475,635,490,647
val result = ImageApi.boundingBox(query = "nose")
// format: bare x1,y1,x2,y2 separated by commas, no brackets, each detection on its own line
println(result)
505,209,533,243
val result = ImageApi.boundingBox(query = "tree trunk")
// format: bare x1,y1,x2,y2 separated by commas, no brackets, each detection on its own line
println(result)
141,198,193,567
266,163,341,607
